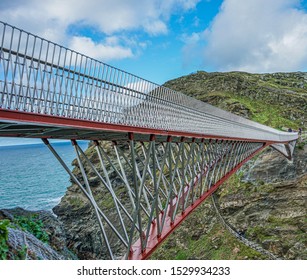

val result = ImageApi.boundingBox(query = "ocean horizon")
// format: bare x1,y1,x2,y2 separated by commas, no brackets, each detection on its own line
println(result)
0,140,89,212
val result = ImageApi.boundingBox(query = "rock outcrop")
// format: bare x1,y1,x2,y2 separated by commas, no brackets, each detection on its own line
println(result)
242,145,306,183
0,208,76,259
217,146,307,259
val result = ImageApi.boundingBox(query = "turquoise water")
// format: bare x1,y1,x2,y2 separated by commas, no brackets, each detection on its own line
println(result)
0,141,89,211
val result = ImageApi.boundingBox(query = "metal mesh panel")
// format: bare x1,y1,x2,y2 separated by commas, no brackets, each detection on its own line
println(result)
0,21,297,143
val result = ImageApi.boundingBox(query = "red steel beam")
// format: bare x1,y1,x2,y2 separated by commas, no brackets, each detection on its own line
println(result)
128,143,268,260
0,109,292,144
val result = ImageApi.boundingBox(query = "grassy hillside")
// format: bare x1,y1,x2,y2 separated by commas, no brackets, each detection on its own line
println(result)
164,71,306,130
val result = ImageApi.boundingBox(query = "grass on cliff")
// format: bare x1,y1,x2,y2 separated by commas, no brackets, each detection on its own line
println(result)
0,219,10,260
232,96,298,129
199,91,300,130
151,222,266,260
179,224,265,260
151,201,267,260
13,215,49,243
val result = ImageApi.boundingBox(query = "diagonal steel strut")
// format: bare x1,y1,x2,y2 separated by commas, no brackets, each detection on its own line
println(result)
41,135,267,260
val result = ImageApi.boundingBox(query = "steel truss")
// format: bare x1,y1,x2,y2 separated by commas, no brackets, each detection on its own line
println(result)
43,134,265,260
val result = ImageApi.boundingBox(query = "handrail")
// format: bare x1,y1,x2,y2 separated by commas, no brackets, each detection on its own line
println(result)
0,21,298,144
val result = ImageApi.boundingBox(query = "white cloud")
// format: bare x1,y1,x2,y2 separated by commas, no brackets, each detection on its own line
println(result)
159,0,200,18
70,36,133,61
197,0,307,72
143,20,168,36
0,0,199,61
181,32,206,69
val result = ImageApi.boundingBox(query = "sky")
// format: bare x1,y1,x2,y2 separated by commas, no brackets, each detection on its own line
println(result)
0,0,307,146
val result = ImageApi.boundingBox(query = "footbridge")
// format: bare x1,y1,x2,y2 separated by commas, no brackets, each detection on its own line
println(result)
0,22,298,260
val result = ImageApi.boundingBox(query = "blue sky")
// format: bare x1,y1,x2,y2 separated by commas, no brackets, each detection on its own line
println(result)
0,0,307,146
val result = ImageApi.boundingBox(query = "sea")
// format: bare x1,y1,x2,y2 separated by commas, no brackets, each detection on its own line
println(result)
0,141,89,211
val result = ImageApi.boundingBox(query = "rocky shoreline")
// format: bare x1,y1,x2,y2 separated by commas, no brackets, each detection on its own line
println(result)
0,207,76,260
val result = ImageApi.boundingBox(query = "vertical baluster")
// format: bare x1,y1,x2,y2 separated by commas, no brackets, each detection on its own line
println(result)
58,47,68,117
0,22,6,108
3,25,15,109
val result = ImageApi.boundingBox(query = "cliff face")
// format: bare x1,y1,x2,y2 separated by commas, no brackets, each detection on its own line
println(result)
217,146,306,259
242,145,306,183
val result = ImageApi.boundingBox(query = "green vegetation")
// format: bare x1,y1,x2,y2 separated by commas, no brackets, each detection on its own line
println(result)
192,91,300,130
230,95,299,129
246,215,306,247
0,219,10,260
14,245,28,260
164,71,306,130
245,226,278,243
297,136,307,150
184,224,265,260
175,250,188,260
67,196,86,208
151,216,266,260
14,215,49,243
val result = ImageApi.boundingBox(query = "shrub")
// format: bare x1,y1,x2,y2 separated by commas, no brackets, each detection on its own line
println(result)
14,215,49,243
0,219,10,260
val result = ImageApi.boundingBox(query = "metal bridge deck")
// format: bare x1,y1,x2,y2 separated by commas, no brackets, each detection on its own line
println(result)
0,109,291,143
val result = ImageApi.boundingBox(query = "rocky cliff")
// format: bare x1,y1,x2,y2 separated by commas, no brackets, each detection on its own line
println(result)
0,208,76,259
219,146,306,259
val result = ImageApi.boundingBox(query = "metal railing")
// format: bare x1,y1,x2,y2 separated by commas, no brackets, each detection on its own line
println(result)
0,21,298,143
